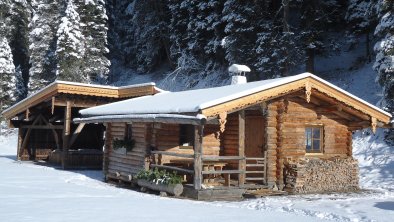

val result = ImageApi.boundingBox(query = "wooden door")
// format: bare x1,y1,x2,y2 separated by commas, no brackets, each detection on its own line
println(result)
245,115,265,158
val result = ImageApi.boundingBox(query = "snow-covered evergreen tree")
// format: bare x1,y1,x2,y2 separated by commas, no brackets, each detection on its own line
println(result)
56,0,86,82
8,0,30,100
169,0,225,76
78,0,110,83
346,0,378,60
222,0,257,68
374,0,394,142
298,0,345,73
126,0,171,73
0,25,16,111
28,0,60,94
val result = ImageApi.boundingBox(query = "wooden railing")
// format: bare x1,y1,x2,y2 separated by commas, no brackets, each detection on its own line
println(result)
244,151,267,184
150,150,267,185
150,150,194,174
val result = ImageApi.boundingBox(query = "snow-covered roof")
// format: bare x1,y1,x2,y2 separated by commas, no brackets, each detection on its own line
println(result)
1,80,161,120
79,73,391,123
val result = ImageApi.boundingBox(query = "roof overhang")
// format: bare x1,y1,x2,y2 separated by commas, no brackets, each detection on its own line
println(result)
1,81,162,121
74,114,207,126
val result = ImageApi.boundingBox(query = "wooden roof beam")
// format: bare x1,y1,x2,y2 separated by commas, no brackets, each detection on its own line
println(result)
312,90,370,121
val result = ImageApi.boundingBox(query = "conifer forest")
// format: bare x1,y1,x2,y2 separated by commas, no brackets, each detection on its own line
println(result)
0,0,393,137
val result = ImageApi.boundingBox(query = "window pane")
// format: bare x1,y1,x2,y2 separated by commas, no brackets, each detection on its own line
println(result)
313,139,321,151
305,128,312,151
313,128,320,139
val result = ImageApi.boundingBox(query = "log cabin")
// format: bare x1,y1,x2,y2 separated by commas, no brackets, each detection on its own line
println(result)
75,73,391,200
1,81,162,169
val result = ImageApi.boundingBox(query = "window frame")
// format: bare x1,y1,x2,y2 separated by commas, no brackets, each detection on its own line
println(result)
305,125,324,154
125,123,133,141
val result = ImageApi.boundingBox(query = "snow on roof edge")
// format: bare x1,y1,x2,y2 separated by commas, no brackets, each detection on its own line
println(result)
56,80,156,90
1,81,160,116
198,73,311,110
74,113,206,124
198,72,391,118
308,73,392,118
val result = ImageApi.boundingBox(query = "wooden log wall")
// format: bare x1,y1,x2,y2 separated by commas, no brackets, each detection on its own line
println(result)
154,123,220,164
107,122,148,179
265,102,279,186
223,113,239,157
268,97,354,187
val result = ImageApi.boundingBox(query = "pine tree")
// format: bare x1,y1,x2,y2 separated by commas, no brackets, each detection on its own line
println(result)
346,0,378,61
222,0,258,68
127,0,171,73
169,0,225,76
78,0,110,84
8,0,30,100
298,0,345,73
0,25,16,111
374,0,394,142
254,1,300,79
56,0,86,82
28,0,61,94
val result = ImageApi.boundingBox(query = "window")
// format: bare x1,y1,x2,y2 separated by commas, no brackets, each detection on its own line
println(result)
305,126,323,153
125,124,132,140
179,125,194,146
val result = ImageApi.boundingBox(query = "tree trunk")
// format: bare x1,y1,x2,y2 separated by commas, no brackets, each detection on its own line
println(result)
282,0,290,76
366,32,371,63
306,48,315,73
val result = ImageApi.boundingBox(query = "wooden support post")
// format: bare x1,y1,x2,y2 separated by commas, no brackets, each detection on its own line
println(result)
238,110,246,186
51,97,55,114
20,115,42,160
103,123,111,175
68,123,86,148
193,125,204,190
62,101,71,169
17,129,23,160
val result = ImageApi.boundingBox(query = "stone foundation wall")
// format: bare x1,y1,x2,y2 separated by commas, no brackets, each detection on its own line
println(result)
284,157,359,193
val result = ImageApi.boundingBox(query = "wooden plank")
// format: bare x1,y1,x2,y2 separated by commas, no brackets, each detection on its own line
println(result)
20,115,42,156
62,101,71,169
17,129,23,160
68,123,86,148
150,164,194,174
202,170,245,174
151,150,194,159
202,156,244,161
20,125,64,129
193,125,203,190
238,110,246,186
246,164,265,167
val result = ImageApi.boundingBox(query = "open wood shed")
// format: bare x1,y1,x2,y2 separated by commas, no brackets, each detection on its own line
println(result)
1,81,162,169
76,73,391,200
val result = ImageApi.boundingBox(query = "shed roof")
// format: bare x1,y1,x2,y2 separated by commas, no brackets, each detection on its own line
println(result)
79,73,391,124
1,81,162,120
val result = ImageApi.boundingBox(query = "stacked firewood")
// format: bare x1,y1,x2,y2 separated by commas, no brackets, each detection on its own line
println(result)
284,157,359,193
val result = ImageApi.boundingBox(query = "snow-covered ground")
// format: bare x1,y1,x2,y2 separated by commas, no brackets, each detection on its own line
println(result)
0,131,393,222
